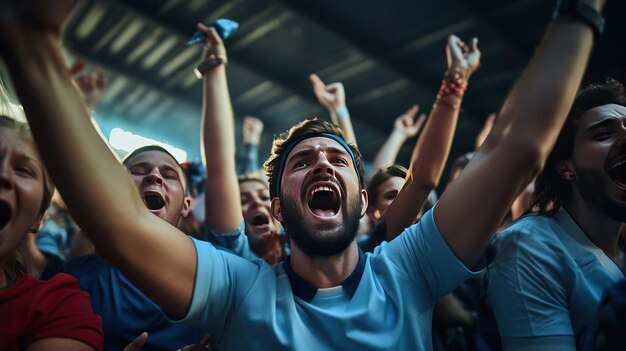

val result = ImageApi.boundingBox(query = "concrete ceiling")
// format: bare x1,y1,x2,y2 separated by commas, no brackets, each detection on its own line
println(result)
61,0,626,183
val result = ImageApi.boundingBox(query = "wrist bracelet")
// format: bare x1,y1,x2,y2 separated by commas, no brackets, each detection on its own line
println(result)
194,55,228,79
335,106,350,120
553,0,605,38
435,69,467,101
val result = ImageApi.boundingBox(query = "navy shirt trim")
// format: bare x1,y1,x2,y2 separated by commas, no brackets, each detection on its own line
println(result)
282,248,366,303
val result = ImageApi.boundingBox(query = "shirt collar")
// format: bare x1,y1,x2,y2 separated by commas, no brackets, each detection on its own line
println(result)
282,248,366,303
554,208,625,278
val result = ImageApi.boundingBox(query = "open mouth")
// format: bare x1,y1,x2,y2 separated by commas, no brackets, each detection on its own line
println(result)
308,186,340,217
143,192,166,211
250,213,270,227
608,159,626,189
0,201,11,230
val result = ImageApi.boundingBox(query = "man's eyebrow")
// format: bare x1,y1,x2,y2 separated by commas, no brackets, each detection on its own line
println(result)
160,164,180,173
127,161,150,168
586,117,619,132
287,145,350,164
287,149,315,162
325,146,349,156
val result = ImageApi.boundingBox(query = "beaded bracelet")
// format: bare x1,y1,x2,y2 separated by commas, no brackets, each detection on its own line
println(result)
434,69,468,110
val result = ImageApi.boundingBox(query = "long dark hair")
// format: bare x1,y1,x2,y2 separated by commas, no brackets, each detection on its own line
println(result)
529,78,626,215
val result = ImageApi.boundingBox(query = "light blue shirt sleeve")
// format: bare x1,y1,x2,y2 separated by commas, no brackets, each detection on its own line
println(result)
170,238,265,335
204,217,260,261
488,223,573,340
380,206,481,303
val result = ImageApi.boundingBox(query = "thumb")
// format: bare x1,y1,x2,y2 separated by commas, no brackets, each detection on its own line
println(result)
123,332,148,351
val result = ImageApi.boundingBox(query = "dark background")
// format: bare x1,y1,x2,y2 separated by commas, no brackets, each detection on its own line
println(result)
60,0,626,188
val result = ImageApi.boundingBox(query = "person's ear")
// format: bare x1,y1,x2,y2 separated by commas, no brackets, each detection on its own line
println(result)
271,197,283,222
30,211,47,233
180,196,192,218
360,189,369,217
557,160,576,181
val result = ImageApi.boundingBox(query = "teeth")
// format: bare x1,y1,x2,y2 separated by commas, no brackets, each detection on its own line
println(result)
310,186,334,197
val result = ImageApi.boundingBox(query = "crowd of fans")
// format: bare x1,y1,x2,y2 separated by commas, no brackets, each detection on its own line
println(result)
0,0,624,350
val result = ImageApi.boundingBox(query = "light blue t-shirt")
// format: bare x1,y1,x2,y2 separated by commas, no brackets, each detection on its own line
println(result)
487,209,625,351
175,208,478,350
204,218,260,262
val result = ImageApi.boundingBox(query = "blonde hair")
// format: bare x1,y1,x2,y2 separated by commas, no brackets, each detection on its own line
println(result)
0,75,55,284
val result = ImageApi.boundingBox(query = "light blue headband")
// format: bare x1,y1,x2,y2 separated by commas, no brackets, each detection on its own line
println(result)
274,133,360,197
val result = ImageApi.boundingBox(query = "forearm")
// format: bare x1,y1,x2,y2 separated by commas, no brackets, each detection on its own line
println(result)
409,99,460,189
486,16,594,165
329,108,358,147
370,130,406,176
3,34,145,245
435,16,596,267
6,35,197,317
383,81,462,238
201,67,242,233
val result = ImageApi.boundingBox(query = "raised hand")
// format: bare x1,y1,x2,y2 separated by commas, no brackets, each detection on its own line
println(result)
197,23,228,69
393,105,427,139
242,116,264,145
0,0,74,52
309,73,346,111
446,35,481,79
72,66,107,111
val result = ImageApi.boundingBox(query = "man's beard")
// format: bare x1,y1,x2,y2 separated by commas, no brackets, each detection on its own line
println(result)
577,165,626,223
281,195,362,257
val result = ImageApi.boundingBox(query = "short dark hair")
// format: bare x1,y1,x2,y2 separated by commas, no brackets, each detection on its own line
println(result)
530,78,626,215
264,119,365,198
366,165,407,209
123,145,188,192
238,174,269,189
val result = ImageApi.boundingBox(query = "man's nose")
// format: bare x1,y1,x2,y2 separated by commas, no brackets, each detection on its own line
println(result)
313,156,335,177
143,170,163,185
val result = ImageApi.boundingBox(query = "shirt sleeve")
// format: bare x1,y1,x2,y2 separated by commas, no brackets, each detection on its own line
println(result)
168,238,264,335
28,273,103,351
205,217,260,261
487,224,573,339
381,206,481,303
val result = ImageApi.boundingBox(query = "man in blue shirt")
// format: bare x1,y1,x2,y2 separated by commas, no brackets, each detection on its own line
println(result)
0,1,608,350
54,146,206,351
488,79,626,351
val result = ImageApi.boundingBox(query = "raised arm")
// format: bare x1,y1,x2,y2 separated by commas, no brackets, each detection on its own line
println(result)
197,24,241,233
309,73,358,146
237,116,263,176
0,1,195,317
384,35,480,238
72,66,107,112
369,105,426,177
474,113,496,150
434,0,606,267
